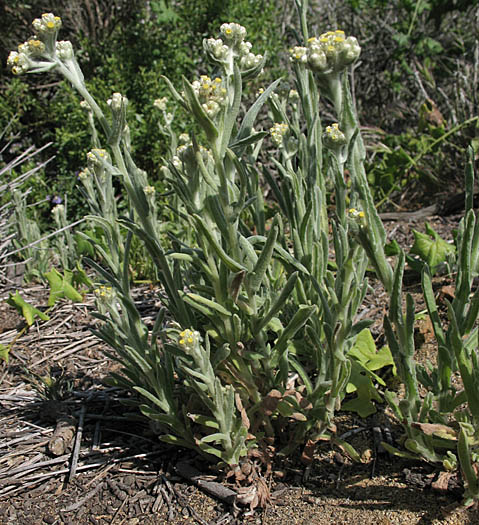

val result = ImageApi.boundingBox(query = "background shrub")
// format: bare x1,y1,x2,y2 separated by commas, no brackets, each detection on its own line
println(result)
1,0,478,226
0,0,283,223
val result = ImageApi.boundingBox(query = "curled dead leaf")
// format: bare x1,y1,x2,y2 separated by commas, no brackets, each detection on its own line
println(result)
432,471,453,493
301,438,318,465
235,393,250,430
411,422,457,440
262,389,282,416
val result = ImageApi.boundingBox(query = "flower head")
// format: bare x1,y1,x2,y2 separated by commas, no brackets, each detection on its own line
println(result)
153,97,168,111
78,168,92,181
107,92,128,111
178,329,201,353
94,285,114,301
32,13,62,36
204,23,262,75
305,30,360,74
289,46,308,64
348,208,365,220
270,123,289,146
204,38,229,62
323,122,347,149
19,39,46,57
7,51,29,75
55,40,74,60
191,75,227,118
87,149,109,167
52,203,65,215
220,23,247,44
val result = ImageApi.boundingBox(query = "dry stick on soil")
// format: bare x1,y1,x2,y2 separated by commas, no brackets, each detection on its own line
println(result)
61,481,106,512
0,453,153,497
31,334,99,367
68,404,86,482
175,462,237,505
48,414,77,456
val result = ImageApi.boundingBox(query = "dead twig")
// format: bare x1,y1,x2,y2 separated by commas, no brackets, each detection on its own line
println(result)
176,462,237,505
68,404,86,482
60,481,105,512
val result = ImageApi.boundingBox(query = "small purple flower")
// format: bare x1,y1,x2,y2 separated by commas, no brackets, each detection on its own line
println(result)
52,196,63,204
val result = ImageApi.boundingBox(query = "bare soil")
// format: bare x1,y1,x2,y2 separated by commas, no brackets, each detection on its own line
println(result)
1,212,479,525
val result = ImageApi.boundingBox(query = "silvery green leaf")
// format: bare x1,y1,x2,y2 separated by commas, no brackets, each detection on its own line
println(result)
183,292,232,316
253,272,298,334
274,305,316,355
236,78,281,143
220,61,242,157
193,214,247,273
248,216,279,292
229,131,268,151
161,75,188,109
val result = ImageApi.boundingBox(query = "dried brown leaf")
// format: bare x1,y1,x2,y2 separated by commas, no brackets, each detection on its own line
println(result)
235,393,250,430
262,389,282,416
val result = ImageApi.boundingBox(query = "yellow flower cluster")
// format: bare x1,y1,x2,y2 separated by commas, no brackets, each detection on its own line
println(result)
94,285,113,299
220,23,247,43
18,39,45,57
7,13,65,75
191,75,227,118
348,208,365,219
32,13,62,35
178,329,201,352
270,123,289,146
289,30,360,74
87,149,109,166
204,23,263,73
324,123,347,146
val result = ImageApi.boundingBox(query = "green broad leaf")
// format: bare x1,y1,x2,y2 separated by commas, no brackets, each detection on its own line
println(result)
167,252,194,262
193,215,247,273
72,264,93,289
331,437,361,463
274,305,316,356
44,268,83,306
196,441,223,459
74,232,95,257
0,344,10,363
385,239,401,256
342,360,383,418
254,272,298,335
343,329,396,417
409,223,455,274
140,405,177,426
267,317,284,334
249,217,279,292
404,438,443,462
348,328,397,376
7,291,50,326
211,344,231,368
134,386,168,412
